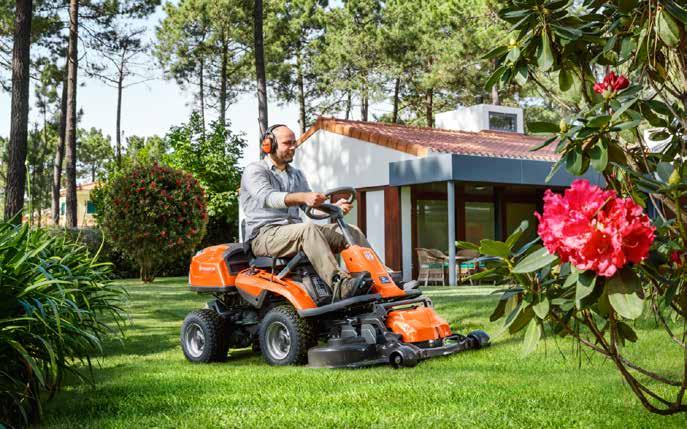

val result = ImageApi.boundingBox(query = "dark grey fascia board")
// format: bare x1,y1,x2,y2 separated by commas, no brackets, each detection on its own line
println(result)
388,153,604,187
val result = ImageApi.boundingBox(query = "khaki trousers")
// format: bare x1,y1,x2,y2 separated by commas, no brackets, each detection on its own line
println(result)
251,223,372,286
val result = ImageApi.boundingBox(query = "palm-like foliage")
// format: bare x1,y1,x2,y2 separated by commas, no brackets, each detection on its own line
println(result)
0,221,126,427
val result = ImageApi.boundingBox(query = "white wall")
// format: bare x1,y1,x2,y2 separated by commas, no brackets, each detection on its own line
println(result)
294,130,419,191
435,104,524,134
365,190,386,263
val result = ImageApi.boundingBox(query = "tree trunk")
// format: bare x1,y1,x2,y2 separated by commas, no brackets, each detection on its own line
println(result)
345,90,351,120
52,68,68,225
219,37,228,126
392,77,400,123
199,58,206,134
361,81,369,121
3,0,33,223
296,48,306,133
426,87,433,127
64,0,79,228
116,69,123,167
254,0,268,138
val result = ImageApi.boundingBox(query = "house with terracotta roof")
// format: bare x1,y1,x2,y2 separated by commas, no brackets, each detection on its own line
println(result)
245,104,601,285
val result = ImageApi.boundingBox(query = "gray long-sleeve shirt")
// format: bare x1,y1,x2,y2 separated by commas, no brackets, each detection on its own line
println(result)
240,156,312,240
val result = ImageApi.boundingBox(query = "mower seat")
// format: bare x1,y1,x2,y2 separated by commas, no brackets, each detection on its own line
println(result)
249,256,290,269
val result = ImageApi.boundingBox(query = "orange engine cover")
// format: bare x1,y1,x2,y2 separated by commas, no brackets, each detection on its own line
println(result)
340,245,405,298
386,306,452,343
189,244,236,288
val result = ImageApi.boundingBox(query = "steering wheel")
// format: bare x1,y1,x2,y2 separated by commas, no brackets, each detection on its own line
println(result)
304,187,356,220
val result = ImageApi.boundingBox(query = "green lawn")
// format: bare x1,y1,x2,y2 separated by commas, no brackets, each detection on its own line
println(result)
42,278,685,428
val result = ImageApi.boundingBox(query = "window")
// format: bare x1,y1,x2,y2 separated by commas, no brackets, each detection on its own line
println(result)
60,202,65,215
465,202,495,244
489,111,517,132
87,200,96,214
416,199,448,252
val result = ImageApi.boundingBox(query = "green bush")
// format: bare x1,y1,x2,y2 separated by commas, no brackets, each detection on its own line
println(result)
0,221,126,427
92,163,208,282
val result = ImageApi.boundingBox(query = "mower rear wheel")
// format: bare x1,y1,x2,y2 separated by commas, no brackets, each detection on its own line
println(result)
181,309,228,363
259,305,316,365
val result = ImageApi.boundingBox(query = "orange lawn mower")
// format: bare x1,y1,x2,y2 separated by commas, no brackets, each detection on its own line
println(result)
182,187,489,368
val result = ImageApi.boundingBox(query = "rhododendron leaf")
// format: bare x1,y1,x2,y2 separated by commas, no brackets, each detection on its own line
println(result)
514,63,529,85
490,298,507,322
527,121,559,135
533,297,549,319
505,220,529,249
563,271,578,289
512,247,558,273
522,319,542,356
565,149,588,176
456,240,479,251
607,269,644,319
590,140,608,172
575,271,597,308
480,240,510,258
587,115,611,129
558,67,573,91
509,305,534,334
657,9,680,47
617,321,638,343
485,65,507,90
538,31,554,71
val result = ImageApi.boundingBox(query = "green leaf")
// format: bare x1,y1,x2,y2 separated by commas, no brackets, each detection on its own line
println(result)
558,67,573,91
522,319,541,356
530,136,557,152
617,321,638,343
482,45,508,60
509,305,534,334
506,46,521,64
479,239,510,258
575,271,597,307
490,297,507,322
512,247,558,274
484,65,507,90
657,9,681,47
563,270,579,289
565,148,588,176
456,240,479,251
538,31,554,71
590,140,608,172
611,120,641,131
514,63,529,85
527,121,559,134
533,297,549,319
606,268,644,320
505,220,529,249
587,115,611,129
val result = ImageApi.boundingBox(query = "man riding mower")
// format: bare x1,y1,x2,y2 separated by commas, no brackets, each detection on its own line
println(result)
180,125,489,368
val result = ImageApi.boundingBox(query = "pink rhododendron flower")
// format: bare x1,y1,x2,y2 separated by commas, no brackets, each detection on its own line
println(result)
535,179,655,277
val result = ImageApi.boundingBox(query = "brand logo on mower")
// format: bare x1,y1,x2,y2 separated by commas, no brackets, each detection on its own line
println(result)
379,276,391,284
363,251,374,261
199,265,215,272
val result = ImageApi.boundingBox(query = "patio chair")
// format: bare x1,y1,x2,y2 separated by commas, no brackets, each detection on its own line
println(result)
416,248,446,286
456,249,480,285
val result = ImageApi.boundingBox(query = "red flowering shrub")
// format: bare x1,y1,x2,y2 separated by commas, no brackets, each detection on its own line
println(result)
592,71,630,95
536,180,655,277
92,163,207,282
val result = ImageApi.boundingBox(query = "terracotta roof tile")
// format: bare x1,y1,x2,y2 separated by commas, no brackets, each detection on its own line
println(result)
297,117,558,162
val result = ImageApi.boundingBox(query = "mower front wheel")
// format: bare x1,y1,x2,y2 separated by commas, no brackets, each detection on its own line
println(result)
180,309,228,363
259,305,316,366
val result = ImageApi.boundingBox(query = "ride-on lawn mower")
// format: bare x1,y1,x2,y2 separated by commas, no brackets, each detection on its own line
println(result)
182,187,489,368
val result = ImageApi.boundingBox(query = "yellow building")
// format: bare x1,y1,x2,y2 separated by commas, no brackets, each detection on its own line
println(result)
58,182,99,227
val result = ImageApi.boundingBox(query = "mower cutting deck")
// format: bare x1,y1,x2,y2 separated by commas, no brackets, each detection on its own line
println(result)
182,187,489,368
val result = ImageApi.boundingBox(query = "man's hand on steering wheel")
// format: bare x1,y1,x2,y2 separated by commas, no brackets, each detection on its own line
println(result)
302,192,327,207
334,199,352,215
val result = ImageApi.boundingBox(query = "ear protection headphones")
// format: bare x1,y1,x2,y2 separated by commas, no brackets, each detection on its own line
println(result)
260,124,287,155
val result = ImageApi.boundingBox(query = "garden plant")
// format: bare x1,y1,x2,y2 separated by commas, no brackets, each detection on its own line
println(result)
0,221,126,427
92,163,208,283
471,0,687,415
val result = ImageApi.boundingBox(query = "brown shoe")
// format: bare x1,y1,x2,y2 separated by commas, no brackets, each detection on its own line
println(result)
333,272,372,300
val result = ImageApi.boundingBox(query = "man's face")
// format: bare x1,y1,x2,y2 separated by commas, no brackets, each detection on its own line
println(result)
272,127,297,164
